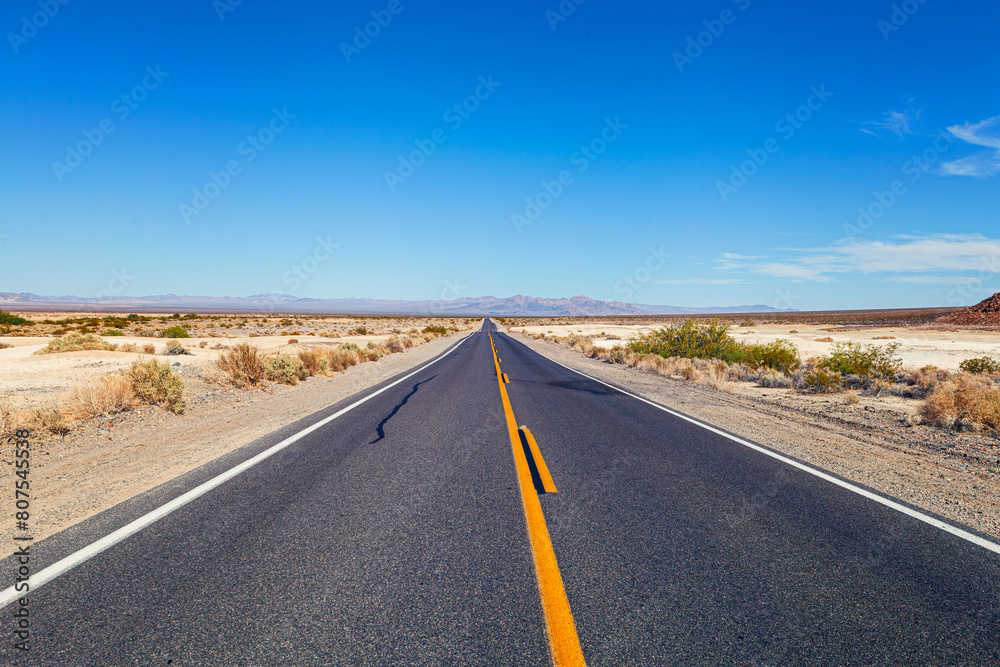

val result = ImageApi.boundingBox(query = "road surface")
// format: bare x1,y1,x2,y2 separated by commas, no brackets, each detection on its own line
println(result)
2,320,998,665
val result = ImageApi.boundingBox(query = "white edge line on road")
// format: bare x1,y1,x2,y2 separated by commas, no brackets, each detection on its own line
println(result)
527,345,1000,557
0,332,476,610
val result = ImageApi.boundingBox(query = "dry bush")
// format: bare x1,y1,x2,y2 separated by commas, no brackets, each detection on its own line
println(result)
758,370,793,389
126,359,185,414
844,392,861,405
678,363,701,382
143,344,156,354
0,343,12,350
298,347,326,375
325,347,361,373
287,339,299,345
118,343,139,353
608,346,629,365
35,333,117,355
802,367,843,393
565,334,594,354
701,361,730,388
263,354,309,385
920,374,1000,433
362,343,387,362
872,335,896,340
72,374,137,418
164,339,187,355
0,398,31,436
635,354,670,375
383,338,406,354
814,337,834,343
894,365,952,399
32,406,68,434
215,344,265,388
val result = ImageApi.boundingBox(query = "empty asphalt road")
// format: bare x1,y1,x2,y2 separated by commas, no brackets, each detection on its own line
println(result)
2,320,999,665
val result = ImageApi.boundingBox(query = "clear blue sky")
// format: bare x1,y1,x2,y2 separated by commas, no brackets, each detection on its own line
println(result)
2,0,998,310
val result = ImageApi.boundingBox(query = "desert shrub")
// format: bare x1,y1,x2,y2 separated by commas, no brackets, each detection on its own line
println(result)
325,348,361,373
263,354,309,385
758,370,793,389
383,338,406,354
630,320,741,361
740,318,756,327
0,399,30,436
73,374,136,418
35,333,117,354
816,342,901,380
126,359,185,414
142,344,156,354
32,407,68,434
608,346,629,364
872,335,896,340
118,343,139,353
959,356,1000,375
352,326,369,335
362,343,386,361
298,348,326,375
287,339,299,345
0,311,31,326
0,343,11,350
164,339,188,355
629,320,800,373
183,312,199,319
566,334,594,354
920,375,1000,433
814,337,834,343
862,379,893,397
802,368,843,393
740,340,800,374
161,326,190,338
844,392,861,405
102,328,125,336
789,330,799,334
422,325,448,335
215,344,265,388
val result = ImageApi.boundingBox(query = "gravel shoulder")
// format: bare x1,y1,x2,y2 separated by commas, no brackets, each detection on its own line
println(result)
0,330,472,543
513,333,1000,542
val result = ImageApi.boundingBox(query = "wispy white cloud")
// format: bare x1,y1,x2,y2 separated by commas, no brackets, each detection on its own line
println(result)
714,233,1000,282
655,278,748,285
939,115,1000,176
887,276,975,285
862,109,918,138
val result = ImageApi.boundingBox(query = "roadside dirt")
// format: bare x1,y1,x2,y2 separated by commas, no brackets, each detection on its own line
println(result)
0,331,471,544
514,334,1000,542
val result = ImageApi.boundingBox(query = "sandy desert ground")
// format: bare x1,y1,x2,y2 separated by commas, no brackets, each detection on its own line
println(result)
510,322,1000,372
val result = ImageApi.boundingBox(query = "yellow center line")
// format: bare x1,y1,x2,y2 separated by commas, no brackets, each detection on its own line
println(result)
519,426,558,494
490,333,587,666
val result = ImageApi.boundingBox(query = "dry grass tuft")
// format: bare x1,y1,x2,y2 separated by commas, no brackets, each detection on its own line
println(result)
814,337,834,343
920,374,1000,433
32,406,69,434
215,344,265,388
73,374,136,418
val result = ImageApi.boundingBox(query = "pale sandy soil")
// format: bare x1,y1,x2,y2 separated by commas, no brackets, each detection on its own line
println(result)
509,331,1000,541
0,329,474,543
512,323,1000,371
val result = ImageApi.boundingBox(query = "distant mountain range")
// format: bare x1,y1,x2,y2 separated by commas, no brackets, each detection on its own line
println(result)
0,292,797,317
